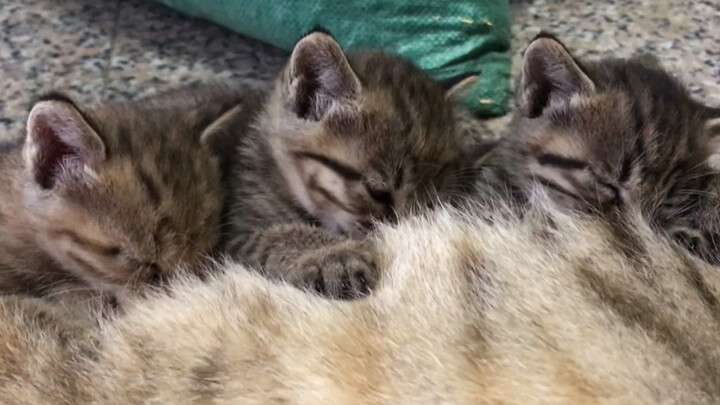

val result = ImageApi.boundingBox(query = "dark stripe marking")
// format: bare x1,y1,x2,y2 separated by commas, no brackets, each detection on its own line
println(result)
51,229,121,257
366,187,393,207
596,179,623,206
576,264,720,397
393,167,404,189
66,251,122,284
619,156,633,183
137,168,162,206
535,175,581,201
631,134,648,178
312,183,355,213
631,101,645,135
290,202,321,227
306,173,359,214
117,127,133,154
294,151,362,181
537,154,588,170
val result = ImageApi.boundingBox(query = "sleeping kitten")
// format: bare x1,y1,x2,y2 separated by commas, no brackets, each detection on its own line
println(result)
224,33,474,299
5,37,720,405
0,87,245,301
481,34,720,263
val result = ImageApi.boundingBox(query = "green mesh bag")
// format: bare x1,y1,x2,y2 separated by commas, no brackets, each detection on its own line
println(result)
151,0,512,117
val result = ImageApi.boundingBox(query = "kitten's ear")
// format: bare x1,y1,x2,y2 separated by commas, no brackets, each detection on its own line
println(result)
518,34,595,117
446,75,478,102
284,32,361,121
24,99,106,189
199,104,244,147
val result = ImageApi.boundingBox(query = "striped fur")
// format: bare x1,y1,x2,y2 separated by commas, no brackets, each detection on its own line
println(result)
483,34,720,264
1,199,719,403
4,37,720,403
223,33,474,299
0,86,247,302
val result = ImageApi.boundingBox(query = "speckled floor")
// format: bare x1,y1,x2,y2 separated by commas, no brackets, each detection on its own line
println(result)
0,0,718,137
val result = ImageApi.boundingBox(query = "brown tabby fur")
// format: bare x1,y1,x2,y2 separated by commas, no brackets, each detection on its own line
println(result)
482,34,720,264
224,33,474,298
1,38,719,403
0,87,245,302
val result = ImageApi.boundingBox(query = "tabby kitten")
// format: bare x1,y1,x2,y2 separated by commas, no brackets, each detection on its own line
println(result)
4,41,720,404
224,32,474,298
0,87,244,300
484,34,720,263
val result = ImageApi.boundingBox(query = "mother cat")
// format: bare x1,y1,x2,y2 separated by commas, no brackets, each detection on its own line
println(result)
1,35,720,404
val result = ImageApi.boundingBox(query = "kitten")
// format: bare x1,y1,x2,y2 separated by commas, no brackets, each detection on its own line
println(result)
224,32,475,299
3,38,720,405
0,87,245,301
482,34,720,263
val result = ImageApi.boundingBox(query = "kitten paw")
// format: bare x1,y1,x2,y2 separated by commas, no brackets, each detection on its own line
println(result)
289,241,378,300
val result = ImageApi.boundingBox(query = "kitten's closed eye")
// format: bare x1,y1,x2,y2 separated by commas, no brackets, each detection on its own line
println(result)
537,154,588,170
290,149,404,234
297,153,394,208
365,186,393,207
530,154,623,210
294,152,362,181
489,33,720,273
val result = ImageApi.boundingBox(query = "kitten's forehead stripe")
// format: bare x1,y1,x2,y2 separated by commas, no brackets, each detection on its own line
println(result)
631,101,645,135
393,168,404,189
347,50,452,136
115,127,133,157
137,167,162,207
619,155,633,183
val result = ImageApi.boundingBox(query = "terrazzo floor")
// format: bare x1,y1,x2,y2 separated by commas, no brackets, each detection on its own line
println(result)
0,0,718,137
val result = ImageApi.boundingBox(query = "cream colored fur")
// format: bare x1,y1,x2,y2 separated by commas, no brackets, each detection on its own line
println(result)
0,195,718,403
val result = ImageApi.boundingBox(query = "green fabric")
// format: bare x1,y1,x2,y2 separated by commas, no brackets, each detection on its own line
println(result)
151,0,511,117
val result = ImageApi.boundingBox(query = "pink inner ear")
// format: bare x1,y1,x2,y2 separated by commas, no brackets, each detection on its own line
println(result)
34,121,76,189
